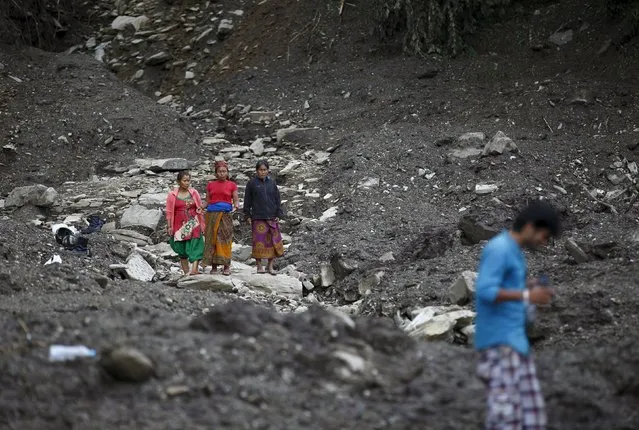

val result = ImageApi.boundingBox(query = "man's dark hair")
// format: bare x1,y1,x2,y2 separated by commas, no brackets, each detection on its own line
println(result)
513,200,560,237
255,160,269,170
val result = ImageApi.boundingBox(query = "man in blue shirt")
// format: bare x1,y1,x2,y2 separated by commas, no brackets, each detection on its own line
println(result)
475,201,559,430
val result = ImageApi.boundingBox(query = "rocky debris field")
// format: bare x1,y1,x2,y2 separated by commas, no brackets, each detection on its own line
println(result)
1,0,639,428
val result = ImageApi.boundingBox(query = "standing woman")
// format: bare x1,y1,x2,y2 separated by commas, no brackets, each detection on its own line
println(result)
243,160,285,274
203,160,239,275
165,171,205,275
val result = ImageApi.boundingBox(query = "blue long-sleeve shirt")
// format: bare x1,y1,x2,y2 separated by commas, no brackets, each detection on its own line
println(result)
243,176,285,220
474,230,529,355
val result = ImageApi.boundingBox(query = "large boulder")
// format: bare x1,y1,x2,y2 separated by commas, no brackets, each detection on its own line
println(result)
231,262,302,298
120,205,162,231
5,184,58,208
449,270,477,305
482,131,518,157
458,215,499,245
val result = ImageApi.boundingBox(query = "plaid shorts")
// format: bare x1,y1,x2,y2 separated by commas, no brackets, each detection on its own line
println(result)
477,346,547,430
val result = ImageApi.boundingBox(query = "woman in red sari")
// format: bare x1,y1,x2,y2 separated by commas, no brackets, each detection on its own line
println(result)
165,171,205,275
203,161,239,275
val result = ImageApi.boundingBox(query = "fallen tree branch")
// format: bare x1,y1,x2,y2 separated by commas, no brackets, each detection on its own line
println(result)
579,184,618,214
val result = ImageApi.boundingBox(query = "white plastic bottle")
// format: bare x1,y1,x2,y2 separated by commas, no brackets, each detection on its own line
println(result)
49,345,97,362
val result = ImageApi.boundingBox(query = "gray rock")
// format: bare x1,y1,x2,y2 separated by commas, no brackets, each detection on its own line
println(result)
111,15,149,32
120,205,162,231
358,271,384,296
177,274,235,291
449,148,483,159
135,158,190,172
249,138,265,156
249,111,276,122
219,146,250,153
449,270,477,305
403,307,475,342
101,347,155,382
549,29,573,46
5,184,58,208
379,252,395,262
146,52,171,66
138,193,167,207
457,132,485,146
303,280,315,291
482,131,518,157
232,243,253,262
203,137,230,146
358,177,380,189
157,95,173,104
459,215,499,245
475,184,499,195
330,254,358,280
110,229,153,246
276,127,320,145
111,252,156,282
132,69,144,80
566,238,590,263
231,263,302,298
461,324,476,345
320,263,335,287
217,19,234,39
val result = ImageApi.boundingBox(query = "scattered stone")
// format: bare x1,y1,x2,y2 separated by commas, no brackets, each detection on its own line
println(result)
2,144,17,153
219,146,250,154
110,229,153,246
302,280,315,291
146,52,171,66
403,306,475,343
461,325,476,344
549,29,573,46
475,184,499,195
379,252,395,262
177,274,235,291
135,158,190,172
185,71,195,80
249,112,277,122
319,206,338,222
132,69,144,80
330,254,358,280
157,95,173,104
100,346,155,382
202,137,230,146
314,151,331,165
458,215,499,245
413,227,454,260
565,238,590,264
607,173,624,185
195,28,213,43
320,263,335,287
85,37,97,49
457,132,485,146
111,15,149,32
217,19,234,39
249,138,265,156
165,385,190,397
358,271,384,296
5,184,58,208
627,162,638,176
449,148,483,159
138,193,167,207
276,127,320,145
417,68,439,79
120,205,162,231
449,270,477,305
110,252,156,282
482,131,518,157
358,177,380,189
232,243,252,262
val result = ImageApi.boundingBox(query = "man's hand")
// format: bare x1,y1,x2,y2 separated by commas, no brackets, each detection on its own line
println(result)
529,287,554,305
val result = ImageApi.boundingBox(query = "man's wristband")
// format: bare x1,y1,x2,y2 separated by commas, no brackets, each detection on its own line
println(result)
522,289,530,305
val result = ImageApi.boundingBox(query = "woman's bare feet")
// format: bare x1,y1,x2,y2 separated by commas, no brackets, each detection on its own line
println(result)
222,266,231,276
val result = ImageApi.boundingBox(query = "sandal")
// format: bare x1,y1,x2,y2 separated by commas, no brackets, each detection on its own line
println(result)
222,267,231,276
257,268,266,274
267,267,277,276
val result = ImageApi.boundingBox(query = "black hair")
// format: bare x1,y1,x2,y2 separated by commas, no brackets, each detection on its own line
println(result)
513,200,560,237
177,170,190,181
255,160,269,170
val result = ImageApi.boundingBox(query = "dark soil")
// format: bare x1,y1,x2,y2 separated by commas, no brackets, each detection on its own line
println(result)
1,0,639,428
